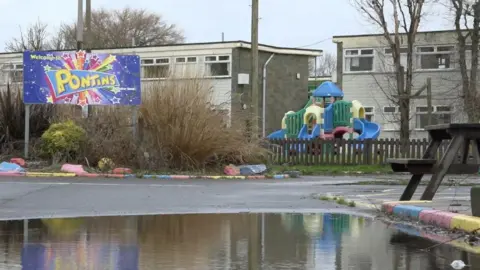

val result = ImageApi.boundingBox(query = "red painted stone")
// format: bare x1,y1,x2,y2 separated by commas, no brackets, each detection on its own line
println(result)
10,158,25,167
112,168,132,174
381,202,401,214
419,209,458,229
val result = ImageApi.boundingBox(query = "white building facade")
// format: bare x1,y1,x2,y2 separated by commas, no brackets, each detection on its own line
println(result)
333,30,471,139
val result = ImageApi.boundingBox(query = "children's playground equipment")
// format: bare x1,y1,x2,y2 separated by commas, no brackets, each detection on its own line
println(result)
267,82,381,153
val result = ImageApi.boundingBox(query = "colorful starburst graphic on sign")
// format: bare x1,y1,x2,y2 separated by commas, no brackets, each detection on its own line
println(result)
22,50,141,106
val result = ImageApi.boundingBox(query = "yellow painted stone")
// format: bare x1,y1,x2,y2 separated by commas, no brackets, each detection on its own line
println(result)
450,238,480,254
223,176,246,179
26,172,54,177
450,215,480,233
52,173,76,177
383,200,432,205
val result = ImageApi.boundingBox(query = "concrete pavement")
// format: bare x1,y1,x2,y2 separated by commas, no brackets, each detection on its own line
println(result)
0,175,473,220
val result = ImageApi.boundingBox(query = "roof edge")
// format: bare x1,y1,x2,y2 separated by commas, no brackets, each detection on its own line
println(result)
0,40,322,56
333,29,460,39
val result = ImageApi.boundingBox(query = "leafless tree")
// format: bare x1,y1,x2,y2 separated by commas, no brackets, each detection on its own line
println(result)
59,7,185,49
309,52,337,76
5,7,184,52
352,0,426,150
5,20,52,52
449,0,480,122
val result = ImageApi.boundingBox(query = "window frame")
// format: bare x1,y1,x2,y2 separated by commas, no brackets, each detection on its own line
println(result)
172,56,199,77
363,106,375,122
1,62,23,84
381,47,409,73
414,105,453,130
415,45,456,71
141,57,171,79
204,55,231,78
343,48,375,74
382,106,400,131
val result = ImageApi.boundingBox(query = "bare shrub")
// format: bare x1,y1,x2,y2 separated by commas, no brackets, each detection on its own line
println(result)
0,83,53,158
54,106,139,167
139,78,269,171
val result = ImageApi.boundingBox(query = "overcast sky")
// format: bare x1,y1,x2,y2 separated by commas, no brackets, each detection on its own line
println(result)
0,0,452,53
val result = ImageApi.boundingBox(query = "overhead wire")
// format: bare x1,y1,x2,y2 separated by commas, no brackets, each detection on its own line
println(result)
295,37,332,48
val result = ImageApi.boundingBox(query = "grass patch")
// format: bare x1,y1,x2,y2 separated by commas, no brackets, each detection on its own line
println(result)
271,164,392,175
315,195,356,207
335,197,348,205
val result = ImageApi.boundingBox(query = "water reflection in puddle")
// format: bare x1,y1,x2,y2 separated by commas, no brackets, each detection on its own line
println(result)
0,213,478,269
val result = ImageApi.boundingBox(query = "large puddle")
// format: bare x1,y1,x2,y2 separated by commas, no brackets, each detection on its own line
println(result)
0,213,478,269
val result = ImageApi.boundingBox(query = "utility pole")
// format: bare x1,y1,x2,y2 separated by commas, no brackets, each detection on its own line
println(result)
85,0,92,51
76,0,84,50
251,0,259,137
85,0,92,117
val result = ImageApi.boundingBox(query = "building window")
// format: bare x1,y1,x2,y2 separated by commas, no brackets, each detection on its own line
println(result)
383,106,397,113
416,46,455,70
205,55,230,77
415,105,452,129
176,57,186,63
344,49,374,72
364,106,374,121
141,58,170,79
1,63,23,83
382,106,399,130
174,56,199,76
382,48,408,72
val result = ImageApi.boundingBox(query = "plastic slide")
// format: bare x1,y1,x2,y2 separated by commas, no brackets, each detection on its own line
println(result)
293,124,321,152
267,129,286,139
353,118,381,140
297,124,321,140
267,100,314,139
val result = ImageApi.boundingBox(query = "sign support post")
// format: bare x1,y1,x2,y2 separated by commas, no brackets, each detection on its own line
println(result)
24,104,30,158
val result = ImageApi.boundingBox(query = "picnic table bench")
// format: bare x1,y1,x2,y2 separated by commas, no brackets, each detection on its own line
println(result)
388,124,480,201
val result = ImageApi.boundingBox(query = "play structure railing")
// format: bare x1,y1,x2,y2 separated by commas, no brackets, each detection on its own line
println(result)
332,101,352,128
284,99,313,138
285,111,304,138
267,138,456,166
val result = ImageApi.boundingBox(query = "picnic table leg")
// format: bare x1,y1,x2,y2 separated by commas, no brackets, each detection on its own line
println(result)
400,174,423,201
399,139,441,201
461,139,471,164
474,140,480,163
421,135,464,201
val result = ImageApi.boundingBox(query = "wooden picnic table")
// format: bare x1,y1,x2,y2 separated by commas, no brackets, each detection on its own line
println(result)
388,123,480,201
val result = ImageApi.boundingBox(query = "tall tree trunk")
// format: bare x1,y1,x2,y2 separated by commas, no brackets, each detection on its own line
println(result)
469,2,480,122
399,67,410,150
454,0,480,122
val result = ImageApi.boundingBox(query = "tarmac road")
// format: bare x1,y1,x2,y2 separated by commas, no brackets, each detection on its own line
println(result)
0,175,472,220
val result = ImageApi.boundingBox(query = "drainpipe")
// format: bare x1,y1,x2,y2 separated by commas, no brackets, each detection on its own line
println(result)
262,54,275,137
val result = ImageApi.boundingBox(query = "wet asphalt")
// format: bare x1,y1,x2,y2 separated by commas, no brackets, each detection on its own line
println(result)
0,175,473,220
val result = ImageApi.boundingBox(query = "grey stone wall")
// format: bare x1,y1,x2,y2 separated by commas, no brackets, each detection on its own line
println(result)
231,48,309,136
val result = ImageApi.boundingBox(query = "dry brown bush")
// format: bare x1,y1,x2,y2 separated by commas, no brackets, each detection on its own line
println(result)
53,106,139,167
139,78,269,171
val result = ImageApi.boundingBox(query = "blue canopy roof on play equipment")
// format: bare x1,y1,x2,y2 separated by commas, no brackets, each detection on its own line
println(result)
312,82,344,98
